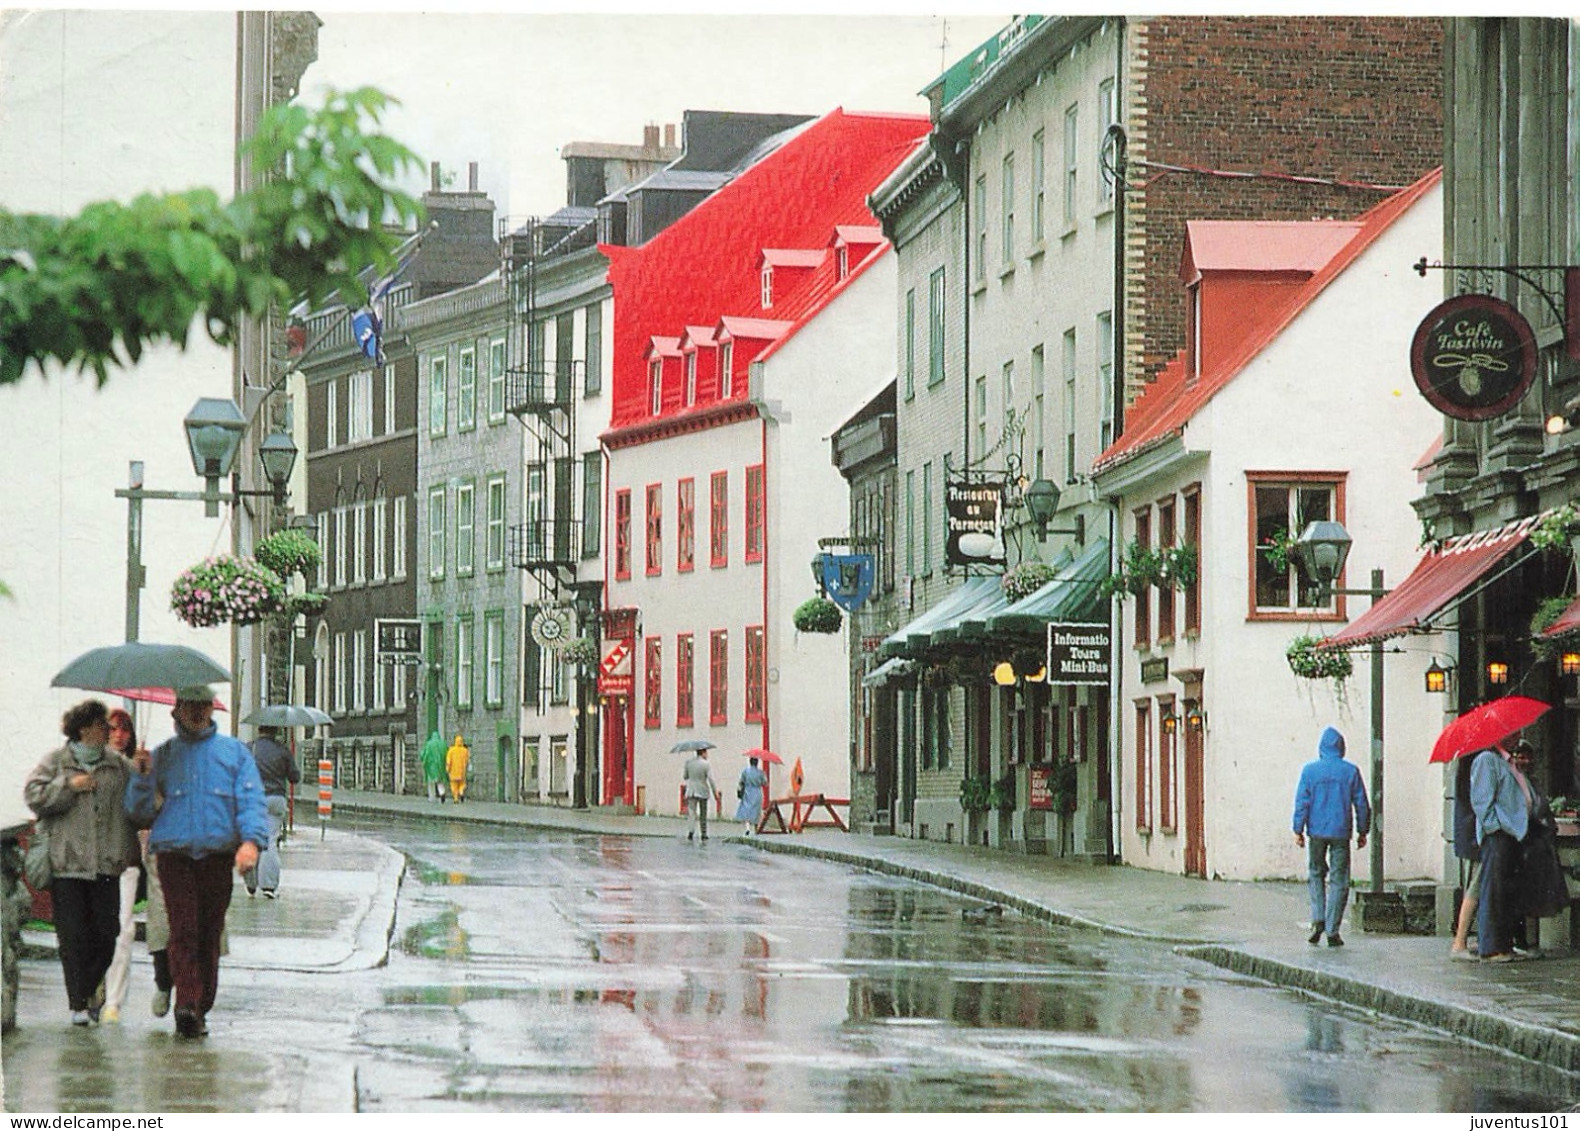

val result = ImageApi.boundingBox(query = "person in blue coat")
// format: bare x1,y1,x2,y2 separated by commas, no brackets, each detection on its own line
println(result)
735,756,769,836
1470,743,1530,962
125,685,269,1039
1292,726,1371,947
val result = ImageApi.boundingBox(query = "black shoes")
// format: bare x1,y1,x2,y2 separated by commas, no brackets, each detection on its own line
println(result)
1327,935,1344,947
1307,923,1324,945
173,1007,208,1039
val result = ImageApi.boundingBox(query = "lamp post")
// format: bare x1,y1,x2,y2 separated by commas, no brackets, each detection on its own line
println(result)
117,397,299,643
1022,479,1086,544
1292,519,1388,896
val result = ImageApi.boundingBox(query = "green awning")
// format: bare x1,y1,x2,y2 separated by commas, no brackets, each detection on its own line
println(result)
931,549,1074,646
879,576,1000,659
987,537,1111,636
861,657,914,688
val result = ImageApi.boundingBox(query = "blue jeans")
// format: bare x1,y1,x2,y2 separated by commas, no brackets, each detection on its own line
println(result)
1307,836,1352,935
247,795,288,894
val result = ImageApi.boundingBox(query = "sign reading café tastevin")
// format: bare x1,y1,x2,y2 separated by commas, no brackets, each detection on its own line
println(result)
1410,293,1538,421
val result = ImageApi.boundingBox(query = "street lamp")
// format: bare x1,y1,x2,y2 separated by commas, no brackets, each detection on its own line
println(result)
1022,478,1086,544
1292,519,1389,899
183,398,246,516
257,430,299,506
1424,658,1453,694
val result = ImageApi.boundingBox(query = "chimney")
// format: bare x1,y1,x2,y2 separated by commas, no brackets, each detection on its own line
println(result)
664,123,675,149
468,162,478,192
644,123,660,151
430,161,441,192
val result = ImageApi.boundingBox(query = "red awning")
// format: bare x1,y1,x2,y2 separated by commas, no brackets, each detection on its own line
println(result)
1544,595,1580,638
1323,515,1539,648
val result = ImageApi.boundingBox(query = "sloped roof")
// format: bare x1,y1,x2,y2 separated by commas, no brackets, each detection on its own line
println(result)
603,108,926,432
1182,221,1362,279
761,248,827,269
1094,168,1442,476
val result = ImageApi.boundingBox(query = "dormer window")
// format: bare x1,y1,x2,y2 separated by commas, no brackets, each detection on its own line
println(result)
837,245,849,280
1186,281,1202,383
719,341,734,399
649,358,663,416
761,265,773,310
685,352,697,406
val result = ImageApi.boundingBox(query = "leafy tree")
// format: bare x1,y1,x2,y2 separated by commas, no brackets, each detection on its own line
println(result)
0,86,424,386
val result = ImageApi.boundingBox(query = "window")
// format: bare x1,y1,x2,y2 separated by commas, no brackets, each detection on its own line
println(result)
719,340,734,399
1063,103,1079,225
1157,497,1176,642
921,461,933,575
1187,282,1202,381
676,634,695,727
928,268,946,386
455,618,473,710
353,500,367,584
1135,700,1152,832
922,687,950,770
353,630,367,713
904,289,916,400
709,630,728,724
973,175,987,280
486,476,506,571
649,359,663,416
904,468,915,576
1252,476,1341,613
526,463,544,560
455,346,476,431
455,482,475,577
677,478,695,572
685,352,697,406
1098,77,1117,204
349,370,373,442
582,456,602,559
316,512,329,589
761,264,773,309
644,637,662,728
1133,508,1151,648
485,613,504,707
528,319,545,377
1097,311,1114,450
556,313,575,399
384,367,395,435
744,464,765,563
584,304,602,395
325,379,338,449
522,632,542,711
975,375,988,457
372,640,386,713
372,496,388,581
837,244,849,279
709,472,728,567
614,489,632,579
428,487,446,579
1001,152,1015,264
645,483,662,576
1158,697,1177,832
428,355,447,436
1031,345,1046,478
488,338,507,423
1063,328,1077,484
392,657,407,709
745,625,766,723
333,632,346,714
551,646,568,706
1031,129,1046,241
1184,486,1202,633
392,495,407,580
1001,358,1014,417
333,506,347,588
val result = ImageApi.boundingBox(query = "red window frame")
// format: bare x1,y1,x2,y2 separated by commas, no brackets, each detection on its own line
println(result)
710,471,728,568
1132,507,1151,649
645,483,662,576
614,489,632,580
1156,496,1176,643
745,464,765,563
744,625,766,722
644,637,662,728
677,478,695,573
1183,485,1202,634
1134,699,1152,832
676,633,694,727
1158,696,1177,833
709,629,728,724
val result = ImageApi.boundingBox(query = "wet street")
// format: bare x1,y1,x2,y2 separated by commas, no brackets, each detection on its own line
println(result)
8,814,1579,1112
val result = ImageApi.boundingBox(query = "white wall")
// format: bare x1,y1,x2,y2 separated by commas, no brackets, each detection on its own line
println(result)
0,12,240,827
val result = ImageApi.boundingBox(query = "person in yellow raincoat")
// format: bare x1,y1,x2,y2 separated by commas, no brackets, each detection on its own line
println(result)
445,735,470,803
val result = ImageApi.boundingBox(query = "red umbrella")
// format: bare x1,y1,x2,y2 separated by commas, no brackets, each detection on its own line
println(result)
108,687,227,711
741,747,784,765
1429,696,1550,763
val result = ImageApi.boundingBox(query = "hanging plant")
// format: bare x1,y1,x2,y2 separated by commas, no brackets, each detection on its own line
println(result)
792,596,842,634
254,529,322,580
1156,543,1199,588
959,775,992,813
1002,560,1058,603
1531,503,1580,551
1286,633,1353,708
171,555,286,628
1100,540,1198,601
556,635,600,668
283,591,330,620
1530,595,1576,662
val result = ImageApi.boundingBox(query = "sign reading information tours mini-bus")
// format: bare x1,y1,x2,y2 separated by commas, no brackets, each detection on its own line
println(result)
375,618,424,665
1046,621,1111,687
1410,293,1538,421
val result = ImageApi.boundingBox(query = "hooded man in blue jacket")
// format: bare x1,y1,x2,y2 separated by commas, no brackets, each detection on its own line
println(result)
126,686,268,1038
1292,726,1371,947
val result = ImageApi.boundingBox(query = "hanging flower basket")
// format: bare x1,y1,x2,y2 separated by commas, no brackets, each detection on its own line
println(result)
284,591,330,621
1531,503,1580,551
556,635,600,668
254,529,322,580
1002,560,1057,602
793,596,843,634
1286,633,1353,708
171,555,286,628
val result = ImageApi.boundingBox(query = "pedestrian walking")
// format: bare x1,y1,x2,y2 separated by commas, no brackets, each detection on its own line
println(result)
23,699,141,1026
99,708,146,1022
1509,740,1566,954
1291,726,1371,948
735,756,768,836
445,734,470,803
682,748,720,842
245,725,300,898
422,730,448,802
125,685,269,1039
1470,742,1530,962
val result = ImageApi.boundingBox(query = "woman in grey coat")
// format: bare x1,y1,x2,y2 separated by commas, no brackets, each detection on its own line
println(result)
24,699,141,1025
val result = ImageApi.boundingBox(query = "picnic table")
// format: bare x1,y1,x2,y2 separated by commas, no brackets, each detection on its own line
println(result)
756,793,850,835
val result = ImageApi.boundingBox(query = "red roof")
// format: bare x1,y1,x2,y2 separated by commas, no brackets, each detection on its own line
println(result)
603,109,925,433
1544,594,1580,639
1095,168,1442,475
761,248,827,269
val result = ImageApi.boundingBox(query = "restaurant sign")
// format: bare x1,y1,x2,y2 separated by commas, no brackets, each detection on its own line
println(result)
1410,294,1538,421
945,478,1006,567
1046,621,1111,687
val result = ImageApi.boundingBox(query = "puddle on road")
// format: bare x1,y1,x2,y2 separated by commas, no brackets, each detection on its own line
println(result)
400,905,472,960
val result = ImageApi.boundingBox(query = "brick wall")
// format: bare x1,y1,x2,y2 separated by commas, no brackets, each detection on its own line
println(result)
1128,16,1444,391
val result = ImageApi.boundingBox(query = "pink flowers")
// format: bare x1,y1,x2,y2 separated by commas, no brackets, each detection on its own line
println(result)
170,555,285,628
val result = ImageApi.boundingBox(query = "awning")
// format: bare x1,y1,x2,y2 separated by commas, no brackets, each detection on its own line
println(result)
1543,595,1580,638
1322,515,1540,648
879,576,1000,658
932,548,1076,646
988,537,1111,636
861,657,914,687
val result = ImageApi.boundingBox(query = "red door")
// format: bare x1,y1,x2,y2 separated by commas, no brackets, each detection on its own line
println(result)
602,697,632,806
1184,725,1206,876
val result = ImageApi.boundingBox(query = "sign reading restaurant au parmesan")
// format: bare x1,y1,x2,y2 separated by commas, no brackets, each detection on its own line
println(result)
1046,621,1111,687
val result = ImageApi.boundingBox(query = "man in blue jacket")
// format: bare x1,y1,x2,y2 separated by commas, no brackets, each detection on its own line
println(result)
126,685,269,1038
1470,744,1530,962
1292,726,1371,947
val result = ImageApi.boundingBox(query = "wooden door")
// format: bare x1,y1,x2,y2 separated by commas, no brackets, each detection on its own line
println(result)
1184,724,1206,876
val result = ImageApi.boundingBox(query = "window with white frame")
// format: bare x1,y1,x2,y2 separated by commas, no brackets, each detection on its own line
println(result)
392,658,407,709
325,379,338,449
719,340,734,398
904,289,916,399
428,487,446,579
456,618,473,709
649,359,662,416
1001,152,1015,264
334,506,347,588
1001,360,1015,423
1252,476,1342,613
928,268,946,385
1098,77,1117,204
353,629,367,713
921,460,933,574
488,338,507,423
353,500,368,584
316,512,329,588
973,175,987,280
1032,129,1046,241
1063,328,1077,484
372,642,386,712
429,354,447,436
584,304,602,395
685,351,697,406
455,482,475,577
384,367,395,435
1031,345,1046,478
761,265,773,309
1097,311,1114,449
373,495,388,581
975,375,988,456
837,244,849,279
392,495,407,579
486,476,506,570
348,370,373,442
1063,103,1079,225
333,631,347,714
457,346,476,431
485,613,503,707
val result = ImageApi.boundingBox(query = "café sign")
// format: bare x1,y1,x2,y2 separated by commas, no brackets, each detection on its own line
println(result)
945,478,1006,567
1410,294,1538,422
1045,621,1111,687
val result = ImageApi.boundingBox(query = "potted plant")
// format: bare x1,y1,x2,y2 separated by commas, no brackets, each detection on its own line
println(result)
793,596,842,634
1530,503,1580,551
171,555,286,628
989,771,1017,813
556,635,600,668
959,775,992,813
1261,527,1299,574
1156,543,1199,588
283,591,330,620
1002,560,1057,603
1286,633,1353,705
1530,595,1577,662
254,528,322,579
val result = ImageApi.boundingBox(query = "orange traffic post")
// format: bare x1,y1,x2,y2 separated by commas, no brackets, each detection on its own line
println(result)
317,758,333,841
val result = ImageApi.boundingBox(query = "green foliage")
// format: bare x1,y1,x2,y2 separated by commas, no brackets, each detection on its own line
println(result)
1100,540,1199,601
1261,528,1298,574
1002,560,1058,602
0,87,424,386
959,776,992,813
1531,503,1580,551
254,529,322,579
1049,760,1078,814
988,772,1017,813
793,596,842,634
556,636,600,668
283,591,329,620
1286,634,1353,682
1530,595,1576,662
171,555,285,628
